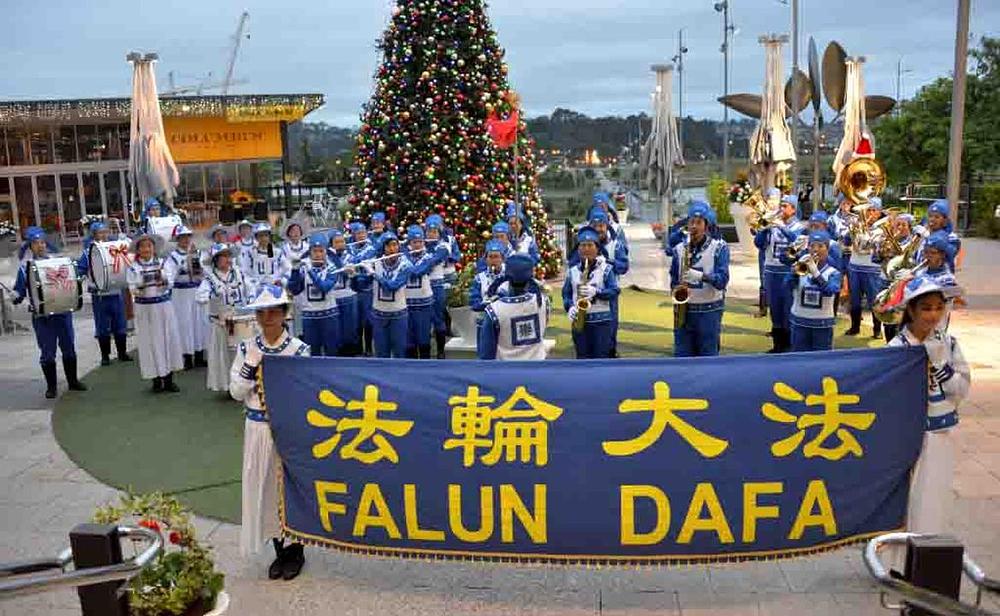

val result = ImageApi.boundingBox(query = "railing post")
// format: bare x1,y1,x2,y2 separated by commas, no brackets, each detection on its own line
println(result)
69,524,128,616
904,535,964,616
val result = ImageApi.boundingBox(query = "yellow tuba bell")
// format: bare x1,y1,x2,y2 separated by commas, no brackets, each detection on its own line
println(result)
838,157,886,205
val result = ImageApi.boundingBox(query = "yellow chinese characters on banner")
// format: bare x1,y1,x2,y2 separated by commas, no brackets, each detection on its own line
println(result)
163,117,282,164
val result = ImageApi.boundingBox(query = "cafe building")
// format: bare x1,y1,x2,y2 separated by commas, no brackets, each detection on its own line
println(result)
0,93,324,241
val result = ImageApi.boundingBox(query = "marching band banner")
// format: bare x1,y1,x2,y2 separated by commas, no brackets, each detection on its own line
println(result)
262,347,927,565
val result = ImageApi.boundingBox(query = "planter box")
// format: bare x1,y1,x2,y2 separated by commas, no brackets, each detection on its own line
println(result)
728,202,757,255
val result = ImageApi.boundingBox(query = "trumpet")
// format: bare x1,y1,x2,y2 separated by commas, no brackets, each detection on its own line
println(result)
572,258,594,333
784,235,809,261
873,259,927,324
794,255,815,276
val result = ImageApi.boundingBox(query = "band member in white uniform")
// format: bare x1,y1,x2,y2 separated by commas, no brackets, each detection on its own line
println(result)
229,284,309,580
478,254,549,360
246,223,291,288
280,221,310,266
127,232,184,393
165,225,209,370
197,243,254,392
234,219,256,273
887,276,969,534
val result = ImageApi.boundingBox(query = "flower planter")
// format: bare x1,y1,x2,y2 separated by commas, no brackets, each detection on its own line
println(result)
728,202,757,256
445,305,478,351
203,590,230,616
616,209,629,225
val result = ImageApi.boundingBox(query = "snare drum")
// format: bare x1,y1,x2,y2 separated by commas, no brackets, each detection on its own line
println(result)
88,239,132,292
226,314,257,349
28,257,83,316
147,215,183,256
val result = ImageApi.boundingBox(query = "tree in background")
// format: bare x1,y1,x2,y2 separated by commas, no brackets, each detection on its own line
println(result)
348,0,560,277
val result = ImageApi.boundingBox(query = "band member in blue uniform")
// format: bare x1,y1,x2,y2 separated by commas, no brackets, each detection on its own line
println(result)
229,284,309,580
197,243,254,393
370,232,412,358
843,197,885,338
403,225,440,359
234,219,256,273
369,211,388,245
916,232,960,290
77,221,131,366
887,276,969,534
755,193,805,352
287,234,340,357
165,225,208,370
13,227,87,398
478,254,549,361
470,240,507,324
349,222,377,355
563,227,619,359
127,232,184,393
506,202,540,265
424,214,452,358
669,203,730,357
917,200,961,272
327,229,360,356
786,230,843,352
586,208,629,357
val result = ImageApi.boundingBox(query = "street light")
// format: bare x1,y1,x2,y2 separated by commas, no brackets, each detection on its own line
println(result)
671,28,689,146
714,1,735,180
896,58,914,115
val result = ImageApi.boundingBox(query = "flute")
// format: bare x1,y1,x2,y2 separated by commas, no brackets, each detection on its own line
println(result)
327,248,426,276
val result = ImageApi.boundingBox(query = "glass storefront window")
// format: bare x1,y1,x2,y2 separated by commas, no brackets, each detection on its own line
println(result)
105,171,125,221
54,125,78,163
0,178,12,226
118,124,131,161
81,172,103,216
36,175,59,233
13,177,34,229
1,129,9,167
7,127,30,166
29,127,54,165
98,125,120,160
61,174,82,237
76,125,109,162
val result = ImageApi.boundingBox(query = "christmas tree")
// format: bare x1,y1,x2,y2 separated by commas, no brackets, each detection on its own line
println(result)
348,0,560,278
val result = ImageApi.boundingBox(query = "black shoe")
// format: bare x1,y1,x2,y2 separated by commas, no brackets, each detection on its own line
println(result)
194,350,208,368
63,357,87,391
844,309,862,336
871,314,882,340
98,336,112,366
114,334,133,361
280,543,304,580
418,344,432,360
268,539,285,580
152,377,164,393
42,361,58,399
405,346,418,359
183,354,194,371
163,372,180,393
766,328,781,353
435,332,447,359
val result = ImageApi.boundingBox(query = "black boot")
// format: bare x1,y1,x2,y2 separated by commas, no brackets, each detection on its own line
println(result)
778,328,792,353
405,346,418,359
42,361,58,399
280,543,305,580
418,344,432,360
362,324,373,356
268,538,285,580
152,377,164,393
183,354,194,371
163,372,180,393
98,336,112,366
884,323,899,343
833,294,842,317
114,334,132,361
194,350,208,368
766,328,781,353
845,309,862,336
871,314,882,340
757,289,768,318
63,356,87,391
435,331,447,359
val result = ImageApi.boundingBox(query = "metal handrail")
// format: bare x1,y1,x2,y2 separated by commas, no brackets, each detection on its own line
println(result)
864,532,999,616
0,526,162,600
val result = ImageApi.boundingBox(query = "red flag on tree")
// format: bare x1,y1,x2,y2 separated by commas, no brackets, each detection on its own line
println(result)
487,109,519,149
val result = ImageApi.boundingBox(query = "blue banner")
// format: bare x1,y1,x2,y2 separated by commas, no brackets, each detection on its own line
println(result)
262,347,927,565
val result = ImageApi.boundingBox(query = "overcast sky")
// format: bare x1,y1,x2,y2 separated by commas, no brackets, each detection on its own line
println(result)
3,0,998,126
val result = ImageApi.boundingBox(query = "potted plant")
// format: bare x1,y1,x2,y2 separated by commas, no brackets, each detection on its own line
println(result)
93,492,227,616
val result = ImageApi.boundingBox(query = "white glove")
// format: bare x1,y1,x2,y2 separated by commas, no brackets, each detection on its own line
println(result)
683,269,704,285
807,259,820,277
567,306,579,322
923,332,949,368
914,225,931,239
244,343,263,369
579,284,597,299
357,262,373,274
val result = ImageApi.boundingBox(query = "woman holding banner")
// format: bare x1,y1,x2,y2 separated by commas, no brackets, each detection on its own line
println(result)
888,276,969,534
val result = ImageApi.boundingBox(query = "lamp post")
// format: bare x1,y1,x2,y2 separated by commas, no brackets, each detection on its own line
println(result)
671,28,689,146
895,58,914,116
714,1,735,181
946,0,971,223
790,0,799,190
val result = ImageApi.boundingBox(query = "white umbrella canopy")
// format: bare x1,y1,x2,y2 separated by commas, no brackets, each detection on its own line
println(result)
641,64,685,222
749,35,796,192
127,52,179,218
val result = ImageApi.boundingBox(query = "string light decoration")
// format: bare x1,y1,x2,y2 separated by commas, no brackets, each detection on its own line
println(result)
0,94,324,124
348,0,560,278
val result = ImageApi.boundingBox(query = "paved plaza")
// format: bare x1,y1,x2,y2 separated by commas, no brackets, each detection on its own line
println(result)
1,230,998,615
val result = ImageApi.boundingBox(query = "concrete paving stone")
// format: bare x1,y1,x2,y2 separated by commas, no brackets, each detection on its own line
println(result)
706,561,791,595
598,589,680,614
0,588,80,616
776,551,874,593
676,591,761,615
754,592,840,616
953,468,1000,498
827,591,888,616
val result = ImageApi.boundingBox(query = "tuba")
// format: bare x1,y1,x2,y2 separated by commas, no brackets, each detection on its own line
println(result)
838,157,886,205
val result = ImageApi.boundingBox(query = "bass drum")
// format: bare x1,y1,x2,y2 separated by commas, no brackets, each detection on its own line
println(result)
88,239,132,292
147,215,183,256
28,257,83,316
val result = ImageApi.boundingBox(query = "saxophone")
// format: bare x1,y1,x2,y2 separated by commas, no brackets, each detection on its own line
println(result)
572,259,593,333
673,238,693,329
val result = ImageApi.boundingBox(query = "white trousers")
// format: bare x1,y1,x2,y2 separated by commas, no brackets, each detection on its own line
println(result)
907,429,956,534
134,301,184,379
240,419,280,557
171,287,208,354
205,322,232,392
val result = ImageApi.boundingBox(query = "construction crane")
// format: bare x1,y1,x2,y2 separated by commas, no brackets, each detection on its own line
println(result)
160,11,249,97
222,11,250,95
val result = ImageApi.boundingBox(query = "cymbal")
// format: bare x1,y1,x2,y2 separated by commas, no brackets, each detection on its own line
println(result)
822,41,848,111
